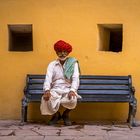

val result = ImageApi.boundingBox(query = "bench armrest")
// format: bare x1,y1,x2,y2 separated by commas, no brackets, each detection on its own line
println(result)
131,86,135,95
24,86,27,95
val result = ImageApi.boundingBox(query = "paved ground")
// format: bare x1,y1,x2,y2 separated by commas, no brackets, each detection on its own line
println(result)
0,120,140,140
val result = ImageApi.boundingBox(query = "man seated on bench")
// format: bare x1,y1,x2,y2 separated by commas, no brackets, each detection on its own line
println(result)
40,40,81,126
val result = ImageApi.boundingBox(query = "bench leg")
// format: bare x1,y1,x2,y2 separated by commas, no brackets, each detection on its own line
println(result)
127,98,137,127
21,97,28,125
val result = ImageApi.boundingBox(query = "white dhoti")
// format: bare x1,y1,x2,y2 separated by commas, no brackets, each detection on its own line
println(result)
40,89,81,115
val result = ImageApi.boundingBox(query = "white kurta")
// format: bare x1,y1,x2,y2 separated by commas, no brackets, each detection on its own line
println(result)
40,59,81,115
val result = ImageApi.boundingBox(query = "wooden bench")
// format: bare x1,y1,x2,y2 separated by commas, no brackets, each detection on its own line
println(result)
21,74,137,126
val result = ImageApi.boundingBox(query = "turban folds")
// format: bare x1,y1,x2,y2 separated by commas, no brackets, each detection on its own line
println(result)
54,40,72,53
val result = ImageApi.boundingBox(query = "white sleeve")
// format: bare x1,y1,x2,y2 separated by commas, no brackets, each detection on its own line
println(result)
43,63,54,92
70,62,80,92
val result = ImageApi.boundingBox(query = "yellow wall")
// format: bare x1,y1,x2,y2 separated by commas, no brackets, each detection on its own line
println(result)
0,0,140,122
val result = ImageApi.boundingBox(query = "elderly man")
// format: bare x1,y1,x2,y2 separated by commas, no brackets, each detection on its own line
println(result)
40,40,81,126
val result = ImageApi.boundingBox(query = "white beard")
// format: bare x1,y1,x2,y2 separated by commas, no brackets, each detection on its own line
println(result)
58,57,67,61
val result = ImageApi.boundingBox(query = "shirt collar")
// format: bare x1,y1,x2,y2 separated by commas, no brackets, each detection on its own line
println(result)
55,59,67,67
55,59,61,65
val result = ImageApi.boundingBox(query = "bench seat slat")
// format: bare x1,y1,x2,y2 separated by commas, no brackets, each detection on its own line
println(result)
81,95,130,101
80,94,130,98
79,98,130,102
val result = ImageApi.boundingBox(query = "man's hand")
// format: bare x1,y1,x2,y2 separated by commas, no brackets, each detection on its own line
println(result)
43,90,51,101
68,91,76,100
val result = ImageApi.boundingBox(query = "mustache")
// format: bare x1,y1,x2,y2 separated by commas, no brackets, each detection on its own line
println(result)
58,54,67,57
58,57,67,61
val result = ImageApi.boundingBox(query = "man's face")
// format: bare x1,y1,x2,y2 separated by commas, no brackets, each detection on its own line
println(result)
56,51,69,61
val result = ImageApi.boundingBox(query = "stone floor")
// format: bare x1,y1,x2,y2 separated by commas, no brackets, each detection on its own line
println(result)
0,120,140,140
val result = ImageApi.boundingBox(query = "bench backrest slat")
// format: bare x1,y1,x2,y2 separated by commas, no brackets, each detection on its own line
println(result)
79,85,129,90
25,74,132,102
80,75,129,80
78,90,130,95
80,79,128,85
28,89,130,95
27,85,129,90
29,79,44,84
28,79,129,85
27,75,129,80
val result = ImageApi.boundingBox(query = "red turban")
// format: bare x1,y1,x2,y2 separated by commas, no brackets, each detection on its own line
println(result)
54,40,72,53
